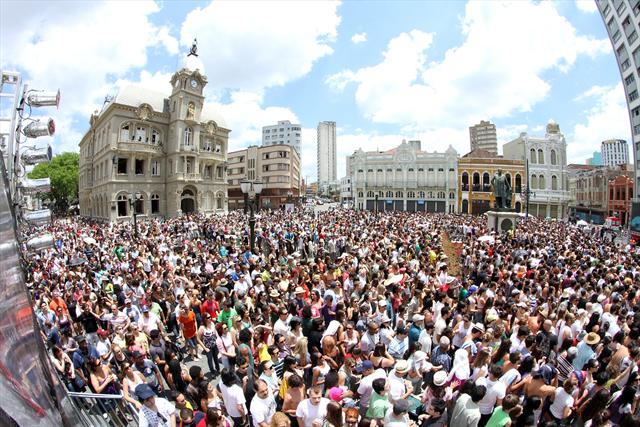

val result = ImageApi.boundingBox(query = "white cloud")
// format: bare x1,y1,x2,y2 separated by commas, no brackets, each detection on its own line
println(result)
575,0,598,13
327,1,609,131
204,91,299,152
0,1,178,153
570,83,631,162
180,1,341,92
351,32,367,44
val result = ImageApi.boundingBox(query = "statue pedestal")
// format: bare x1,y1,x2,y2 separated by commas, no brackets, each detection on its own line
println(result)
485,210,519,233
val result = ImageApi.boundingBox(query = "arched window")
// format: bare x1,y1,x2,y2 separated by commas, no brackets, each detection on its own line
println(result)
418,191,425,199
530,148,537,164
551,175,558,190
428,191,433,198
462,172,469,186
386,191,393,198
151,193,160,214
184,127,193,146
550,149,557,165
135,125,146,142
395,191,403,198
117,194,128,217
358,191,363,198
378,191,384,197
438,192,445,198
530,174,537,189
538,149,544,164
151,129,161,145
539,174,546,189
216,194,223,209
449,192,455,199
367,191,374,197
483,172,490,190
472,172,480,190
515,174,522,192
407,191,415,198
462,199,469,214
505,173,511,186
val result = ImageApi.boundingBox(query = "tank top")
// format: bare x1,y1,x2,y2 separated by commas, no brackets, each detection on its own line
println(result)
127,373,145,396
203,327,217,349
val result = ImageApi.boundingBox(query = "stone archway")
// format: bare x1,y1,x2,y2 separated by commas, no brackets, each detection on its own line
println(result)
180,187,197,213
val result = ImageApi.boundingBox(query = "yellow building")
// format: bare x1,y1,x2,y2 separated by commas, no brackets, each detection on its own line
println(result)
458,149,526,215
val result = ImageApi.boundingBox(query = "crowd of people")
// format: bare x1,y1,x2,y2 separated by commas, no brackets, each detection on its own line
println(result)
26,208,640,427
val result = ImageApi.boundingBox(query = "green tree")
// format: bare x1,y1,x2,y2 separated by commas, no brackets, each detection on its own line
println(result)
28,151,79,213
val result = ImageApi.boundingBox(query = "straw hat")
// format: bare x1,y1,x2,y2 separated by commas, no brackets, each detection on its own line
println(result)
584,332,601,346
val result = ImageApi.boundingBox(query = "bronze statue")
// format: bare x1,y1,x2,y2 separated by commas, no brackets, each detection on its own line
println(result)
491,169,512,210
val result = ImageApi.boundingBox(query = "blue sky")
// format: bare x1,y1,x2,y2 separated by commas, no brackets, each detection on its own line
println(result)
0,0,630,180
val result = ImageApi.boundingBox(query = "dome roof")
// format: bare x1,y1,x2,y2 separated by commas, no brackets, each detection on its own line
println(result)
111,85,167,113
201,104,228,130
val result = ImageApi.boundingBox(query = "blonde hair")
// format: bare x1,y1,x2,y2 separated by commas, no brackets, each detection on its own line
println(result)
294,337,309,365
270,412,291,427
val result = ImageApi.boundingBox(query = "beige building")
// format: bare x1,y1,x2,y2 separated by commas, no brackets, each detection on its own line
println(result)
79,57,229,220
458,149,525,215
227,144,301,210
469,120,498,156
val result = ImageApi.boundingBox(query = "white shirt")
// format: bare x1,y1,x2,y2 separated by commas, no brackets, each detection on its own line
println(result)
219,382,247,418
418,329,433,355
138,397,176,427
549,387,574,419
357,368,387,408
273,317,290,338
295,398,330,427
500,368,522,388
387,370,407,403
138,313,161,335
476,377,506,415
250,391,276,427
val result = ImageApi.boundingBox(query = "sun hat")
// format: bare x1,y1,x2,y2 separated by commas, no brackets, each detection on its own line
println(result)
412,314,425,323
433,371,447,386
395,360,410,375
584,332,601,346
269,290,280,298
294,286,305,294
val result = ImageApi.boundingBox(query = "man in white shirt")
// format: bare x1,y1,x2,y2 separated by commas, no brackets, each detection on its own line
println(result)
273,308,291,338
138,306,162,336
296,385,330,427
135,383,176,427
357,361,387,415
219,371,247,426
251,379,276,427
387,361,414,404
476,365,506,425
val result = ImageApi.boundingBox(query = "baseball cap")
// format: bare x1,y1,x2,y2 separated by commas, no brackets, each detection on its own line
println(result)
141,305,149,313
135,384,155,401
328,387,344,402
357,360,374,373
96,328,109,338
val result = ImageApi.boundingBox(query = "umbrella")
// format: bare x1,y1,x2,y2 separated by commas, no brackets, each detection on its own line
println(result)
68,257,88,267
576,220,588,227
478,235,495,243
383,274,404,287
83,237,97,245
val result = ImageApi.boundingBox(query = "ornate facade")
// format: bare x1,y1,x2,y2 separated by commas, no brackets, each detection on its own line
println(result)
79,59,229,220
349,140,458,213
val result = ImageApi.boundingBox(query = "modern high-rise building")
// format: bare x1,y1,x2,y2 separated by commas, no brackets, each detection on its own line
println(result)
261,120,301,155
586,151,604,166
469,120,498,155
601,138,629,167
317,121,337,188
597,0,640,211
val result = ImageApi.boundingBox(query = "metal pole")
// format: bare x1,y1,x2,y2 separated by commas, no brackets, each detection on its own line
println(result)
249,202,256,254
525,158,530,222
133,210,138,239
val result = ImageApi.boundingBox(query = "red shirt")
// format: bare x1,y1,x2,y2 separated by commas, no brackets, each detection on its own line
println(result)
179,311,197,339
201,299,219,319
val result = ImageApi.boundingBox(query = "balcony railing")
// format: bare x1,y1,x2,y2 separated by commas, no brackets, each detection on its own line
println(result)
461,184,469,191
181,172,201,181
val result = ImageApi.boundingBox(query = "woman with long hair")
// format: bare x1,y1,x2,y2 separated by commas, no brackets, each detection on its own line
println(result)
447,348,471,389
576,388,611,427
216,322,236,371
121,362,146,409
311,351,331,387
198,313,221,376
323,401,344,427
369,342,395,370
491,339,511,367
471,348,490,381
608,385,637,425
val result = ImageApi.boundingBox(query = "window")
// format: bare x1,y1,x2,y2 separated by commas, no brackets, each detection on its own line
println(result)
626,74,636,85
117,158,128,174
418,191,425,198
552,175,558,190
550,149,557,165
408,168,414,172
407,191,415,198
603,4,610,16
386,168,392,172
539,175,546,189
386,191,393,198
449,168,455,172
630,90,639,101
418,168,424,172
184,127,193,146
613,30,622,43
120,124,130,141
202,138,212,151
616,1,626,16
622,59,631,70
357,169,363,173
216,196,222,209
117,194,128,217
396,168,402,172
134,196,144,215
629,31,638,45
607,18,616,33
151,160,160,176
135,126,146,142
358,192,363,198
367,191,374,197
530,148,537,164
438,168,444,172
215,142,222,153
428,168,434,172
135,159,144,175
395,191,403,198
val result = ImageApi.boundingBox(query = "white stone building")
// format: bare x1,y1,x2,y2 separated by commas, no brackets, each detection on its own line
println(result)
317,121,337,187
339,176,353,205
79,57,229,220
349,140,458,212
601,138,629,167
502,121,571,219
261,120,301,156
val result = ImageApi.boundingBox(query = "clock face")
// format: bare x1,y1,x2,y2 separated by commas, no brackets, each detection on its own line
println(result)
190,79,198,88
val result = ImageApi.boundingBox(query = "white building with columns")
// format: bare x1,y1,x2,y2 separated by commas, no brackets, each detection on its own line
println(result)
349,140,458,212
502,121,570,219
78,55,229,220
